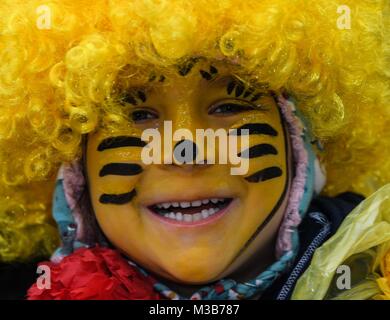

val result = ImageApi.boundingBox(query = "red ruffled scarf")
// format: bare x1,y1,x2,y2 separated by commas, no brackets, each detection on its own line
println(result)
27,247,162,300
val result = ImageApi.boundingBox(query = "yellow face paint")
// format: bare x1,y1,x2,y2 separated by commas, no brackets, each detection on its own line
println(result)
86,63,291,284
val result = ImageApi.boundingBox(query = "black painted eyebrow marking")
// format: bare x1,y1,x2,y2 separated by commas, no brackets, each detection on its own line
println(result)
200,69,212,80
235,83,244,97
99,189,136,205
245,166,283,183
121,90,147,106
99,163,143,177
177,57,200,76
137,91,146,102
148,73,157,82
227,80,235,95
98,136,147,151
230,123,278,137
243,87,254,98
250,92,265,102
123,93,137,105
209,65,218,74
148,73,166,82
199,65,219,81
238,144,278,159
226,79,267,102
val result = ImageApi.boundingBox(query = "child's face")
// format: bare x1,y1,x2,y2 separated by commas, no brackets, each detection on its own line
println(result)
86,62,291,284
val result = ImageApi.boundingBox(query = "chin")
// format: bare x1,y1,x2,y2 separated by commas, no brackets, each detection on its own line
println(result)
162,266,225,285
148,254,230,284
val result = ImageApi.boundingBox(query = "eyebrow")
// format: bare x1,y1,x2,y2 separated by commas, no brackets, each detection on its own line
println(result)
97,136,147,151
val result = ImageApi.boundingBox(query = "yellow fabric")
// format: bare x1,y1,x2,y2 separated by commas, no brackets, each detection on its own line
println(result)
292,183,390,300
374,246,390,300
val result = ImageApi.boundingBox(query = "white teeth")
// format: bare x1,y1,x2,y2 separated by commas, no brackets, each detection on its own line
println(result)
183,214,192,222
156,198,228,209
162,203,171,209
191,200,202,207
193,213,202,221
161,207,223,222
156,198,230,222
201,209,209,219
180,202,191,208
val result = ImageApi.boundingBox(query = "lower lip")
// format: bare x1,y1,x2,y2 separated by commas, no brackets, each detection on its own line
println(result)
145,200,235,228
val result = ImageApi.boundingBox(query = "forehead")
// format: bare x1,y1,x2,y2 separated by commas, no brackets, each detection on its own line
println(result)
120,59,269,97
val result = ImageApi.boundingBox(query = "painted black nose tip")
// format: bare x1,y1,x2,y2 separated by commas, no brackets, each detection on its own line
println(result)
173,139,198,164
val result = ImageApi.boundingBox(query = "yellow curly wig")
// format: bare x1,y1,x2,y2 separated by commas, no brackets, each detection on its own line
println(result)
1,0,389,262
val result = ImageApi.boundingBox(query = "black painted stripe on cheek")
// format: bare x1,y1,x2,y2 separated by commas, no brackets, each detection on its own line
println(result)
99,189,137,205
98,136,146,151
232,103,290,258
245,166,283,183
230,123,278,137
238,144,278,159
99,163,143,177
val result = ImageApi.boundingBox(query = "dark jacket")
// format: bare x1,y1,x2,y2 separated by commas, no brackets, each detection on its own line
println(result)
261,192,364,300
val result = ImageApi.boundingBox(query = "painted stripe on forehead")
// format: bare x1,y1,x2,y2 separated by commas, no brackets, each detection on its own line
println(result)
97,136,146,151
177,57,200,76
238,144,278,159
99,163,143,177
99,189,136,205
122,90,148,106
199,65,219,81
226,79,267,102
230,123,278,137
245,166,283,183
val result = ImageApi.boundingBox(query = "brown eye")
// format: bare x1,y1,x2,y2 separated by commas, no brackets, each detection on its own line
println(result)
130,109,159,123
208,102,254,116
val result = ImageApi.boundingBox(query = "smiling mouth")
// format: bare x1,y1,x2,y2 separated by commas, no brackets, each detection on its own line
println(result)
147,198,233,223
